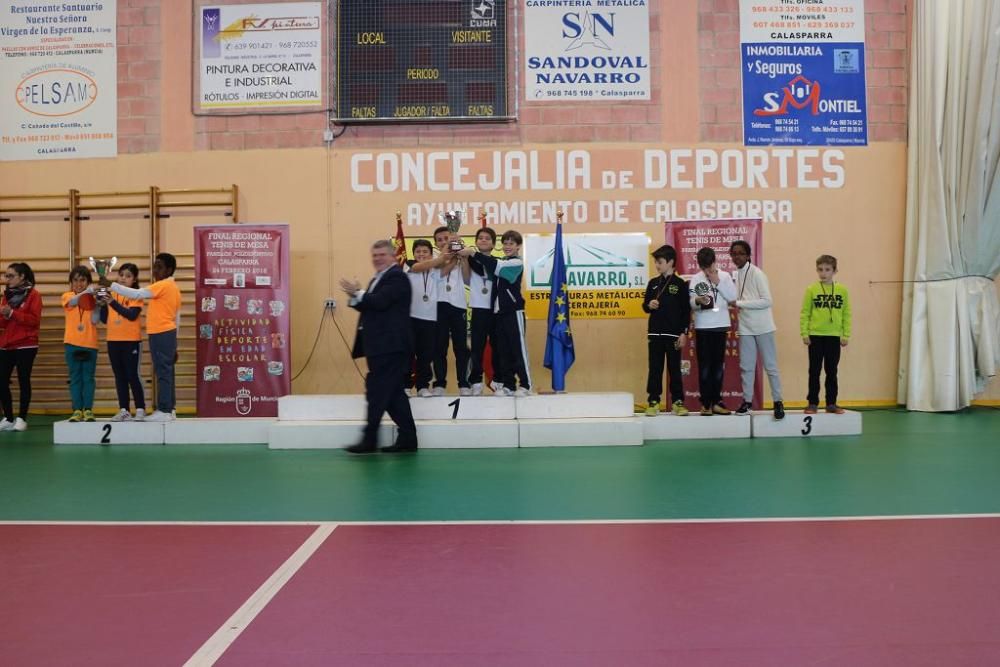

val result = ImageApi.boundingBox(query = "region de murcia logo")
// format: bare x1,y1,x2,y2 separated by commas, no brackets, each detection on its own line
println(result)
235,387,253,416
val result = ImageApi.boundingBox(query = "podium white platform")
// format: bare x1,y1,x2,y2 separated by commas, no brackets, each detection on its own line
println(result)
515,392,634,419
751,410,863,438
268,421,394,449
269,392,643,449
642,413,753,441
415,420,519,449
519,417,644,448
276,394,366,421
54,420,165,445
52,398,865,447
164,418,272,445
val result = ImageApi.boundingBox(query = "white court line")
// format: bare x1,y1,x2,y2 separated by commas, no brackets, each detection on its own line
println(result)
182,522,337,667
2,513,1000,527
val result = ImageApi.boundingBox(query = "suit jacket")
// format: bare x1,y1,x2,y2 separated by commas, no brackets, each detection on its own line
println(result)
350,265,413,359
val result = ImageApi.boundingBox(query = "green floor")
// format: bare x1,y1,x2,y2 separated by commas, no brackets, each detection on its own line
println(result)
1,410,998,522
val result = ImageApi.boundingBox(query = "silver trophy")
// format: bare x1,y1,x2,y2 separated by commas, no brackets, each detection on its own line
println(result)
440,210,464,251
89,256,118,299
693,281,718,312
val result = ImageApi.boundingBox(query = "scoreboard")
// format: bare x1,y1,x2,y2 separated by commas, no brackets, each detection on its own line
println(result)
336,0,509,122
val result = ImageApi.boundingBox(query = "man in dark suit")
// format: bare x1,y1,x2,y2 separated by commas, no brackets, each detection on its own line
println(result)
339,240,418,454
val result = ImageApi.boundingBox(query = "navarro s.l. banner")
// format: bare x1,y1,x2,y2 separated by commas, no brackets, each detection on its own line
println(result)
194,224,290,417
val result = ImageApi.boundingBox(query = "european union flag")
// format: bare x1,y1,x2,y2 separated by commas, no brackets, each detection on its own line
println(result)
543,220,574,391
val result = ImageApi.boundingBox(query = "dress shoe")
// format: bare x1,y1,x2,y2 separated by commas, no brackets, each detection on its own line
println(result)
344,442,377,454
381,441,418,453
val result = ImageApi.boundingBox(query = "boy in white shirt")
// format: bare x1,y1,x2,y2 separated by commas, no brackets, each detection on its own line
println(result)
730,240,784,420
689,247,737,416
404,239,438,397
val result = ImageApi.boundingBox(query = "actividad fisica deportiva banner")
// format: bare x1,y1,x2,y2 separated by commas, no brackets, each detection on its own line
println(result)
195,224,291,418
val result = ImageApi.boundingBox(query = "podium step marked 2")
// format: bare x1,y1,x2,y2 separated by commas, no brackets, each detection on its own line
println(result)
54,420,166,446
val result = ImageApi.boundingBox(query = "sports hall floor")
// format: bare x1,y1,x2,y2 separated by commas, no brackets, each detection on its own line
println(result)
2,408,999,665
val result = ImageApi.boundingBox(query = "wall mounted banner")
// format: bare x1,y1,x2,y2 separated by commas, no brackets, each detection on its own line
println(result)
523,0,650,101
523,233,651,319
195,224,291,417
740,0,867,146
664,219,764,410
194,1,325,113
0,0,117,161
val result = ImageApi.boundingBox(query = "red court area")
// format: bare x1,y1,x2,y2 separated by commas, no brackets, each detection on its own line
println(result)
3,519,1000,666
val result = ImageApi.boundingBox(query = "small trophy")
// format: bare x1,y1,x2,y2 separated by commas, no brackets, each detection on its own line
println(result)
440,210,463,251
89,256,118,299
693,281,718,312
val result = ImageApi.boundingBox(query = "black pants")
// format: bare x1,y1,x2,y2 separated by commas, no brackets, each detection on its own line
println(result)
433,303,470,389
108,341,146,410
807,335,842,406
408,318,436,390
0,347,37,420
646,336,683,404
495,310,531,391
468,308,497,385
365,351,417,446
695,329,727,408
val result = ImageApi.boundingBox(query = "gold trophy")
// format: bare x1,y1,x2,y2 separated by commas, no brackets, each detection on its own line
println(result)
89,256,118,299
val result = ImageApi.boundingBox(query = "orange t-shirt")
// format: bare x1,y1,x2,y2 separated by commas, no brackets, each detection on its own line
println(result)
105,294,143,342
146,277,181,334
61,291,99,349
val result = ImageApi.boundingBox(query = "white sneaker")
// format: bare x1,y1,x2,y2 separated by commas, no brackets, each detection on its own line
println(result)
144,410,175,422
494,387,513,397
489,381,503,394
471,382,484,396
0,419,15,431
134,408,146,421
110,409,131,422
13,418,27,432
513,388,533,397
417,388,433,398
459,387,472,396
431,387,445,396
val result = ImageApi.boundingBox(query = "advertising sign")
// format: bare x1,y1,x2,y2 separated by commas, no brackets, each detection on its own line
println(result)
195,2,325,112
524,0,650,101
0,0,117,161
524,233,650,319
740,0,867,146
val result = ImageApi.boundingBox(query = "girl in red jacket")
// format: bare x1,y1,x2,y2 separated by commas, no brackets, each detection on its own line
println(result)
0,263,42,431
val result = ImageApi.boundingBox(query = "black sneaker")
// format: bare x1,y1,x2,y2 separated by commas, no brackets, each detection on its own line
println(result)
773,401,785,420
735,401,752,415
